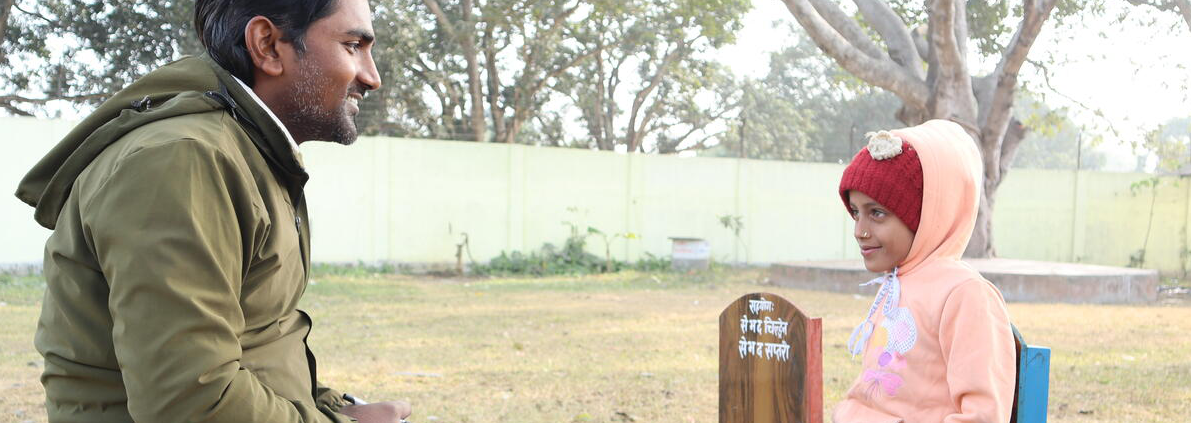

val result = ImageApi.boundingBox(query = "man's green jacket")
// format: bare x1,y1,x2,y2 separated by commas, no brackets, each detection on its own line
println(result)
15,55,354,422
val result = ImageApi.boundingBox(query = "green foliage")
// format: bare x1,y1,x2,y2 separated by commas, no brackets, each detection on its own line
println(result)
717,214,743,236
632,252,672,272
884,0,1104,60
965,0,1013,57
473,235,608,276
473,219,667,276
1011,91,1107,170
311,261,410,277
1127,176,1163,269
1129,249,1147,268
1140,117,1191,174
0,273,46,305
1129,176,1162,196
707,35,901,162
717,213,749,263
3,0,750,150
2,0,202,114
558,0,751,152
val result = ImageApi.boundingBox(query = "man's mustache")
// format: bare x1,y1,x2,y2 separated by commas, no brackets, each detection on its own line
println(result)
349,84,368,99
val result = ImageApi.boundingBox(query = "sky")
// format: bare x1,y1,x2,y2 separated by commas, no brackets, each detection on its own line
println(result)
719,0,1191,172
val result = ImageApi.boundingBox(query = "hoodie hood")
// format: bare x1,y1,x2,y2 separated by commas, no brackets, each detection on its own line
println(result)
889,120,983,276
16,54,306,229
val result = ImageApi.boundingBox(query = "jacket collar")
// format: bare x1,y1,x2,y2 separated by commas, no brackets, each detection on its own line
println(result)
201,55,309,190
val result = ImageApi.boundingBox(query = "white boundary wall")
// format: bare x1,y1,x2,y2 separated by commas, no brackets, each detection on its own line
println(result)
4,117,1189,274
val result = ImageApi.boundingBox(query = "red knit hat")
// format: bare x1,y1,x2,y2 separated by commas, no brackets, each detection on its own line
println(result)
838,131,924,232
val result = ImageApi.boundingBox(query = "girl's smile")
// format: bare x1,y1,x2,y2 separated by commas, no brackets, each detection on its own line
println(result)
848,190,915,273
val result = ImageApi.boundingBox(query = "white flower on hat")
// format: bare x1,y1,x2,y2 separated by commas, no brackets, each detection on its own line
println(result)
864,130,904,160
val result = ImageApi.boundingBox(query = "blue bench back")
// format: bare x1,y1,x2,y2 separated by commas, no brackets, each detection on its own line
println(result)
1015,346,1051,423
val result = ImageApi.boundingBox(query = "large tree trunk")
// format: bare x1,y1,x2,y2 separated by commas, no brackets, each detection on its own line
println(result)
1128,0,1191,32
482,26,507,144
422,0,486,142
1178,0,1191,29
781,0,1058,258
0,0,15,64
460,0,486,143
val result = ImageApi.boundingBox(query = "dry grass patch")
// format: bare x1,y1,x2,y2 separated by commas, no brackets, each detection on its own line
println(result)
1,269,1188,422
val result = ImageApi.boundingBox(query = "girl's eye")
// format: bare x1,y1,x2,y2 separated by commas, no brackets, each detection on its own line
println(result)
871,209,887,218
848,209,859,220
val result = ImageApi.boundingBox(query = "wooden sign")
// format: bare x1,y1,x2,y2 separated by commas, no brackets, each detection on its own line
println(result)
719,293,823,423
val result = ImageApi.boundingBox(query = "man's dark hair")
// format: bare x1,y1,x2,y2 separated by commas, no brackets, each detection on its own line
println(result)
194,0,339,86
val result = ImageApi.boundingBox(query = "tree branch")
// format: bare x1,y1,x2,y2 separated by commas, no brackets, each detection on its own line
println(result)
670,104,735,149
926,0,979,129
422,0,486,142
482,24,507,143
1176,0,1191,30
528,43,606,99
675,131,726,153
1024,58,1122,137
1,102,32,116
852,0,923,78
952,0,969,64
422,0,460,40
0,0,14,61
982,0,1058,139
929,0,967,85
12,2,57,28
780,0,930,109
806,0,885,59
997,118,1026,187
1127,0,1191,27
980,0,1058,183
911,25,930,62
0,93,107,105
627,41,686,150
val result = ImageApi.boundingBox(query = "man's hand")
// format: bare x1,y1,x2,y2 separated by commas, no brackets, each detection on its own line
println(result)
339,401,412,423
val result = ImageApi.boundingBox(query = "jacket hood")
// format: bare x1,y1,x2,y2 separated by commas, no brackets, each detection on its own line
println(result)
16,55,305,229
890,120,983,276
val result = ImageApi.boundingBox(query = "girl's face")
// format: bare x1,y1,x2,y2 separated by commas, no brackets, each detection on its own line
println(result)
847,190,915,273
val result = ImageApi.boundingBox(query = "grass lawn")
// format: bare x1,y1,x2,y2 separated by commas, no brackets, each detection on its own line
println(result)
1,269,1188,422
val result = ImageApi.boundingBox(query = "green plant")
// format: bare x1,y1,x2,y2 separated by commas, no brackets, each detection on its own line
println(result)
632,252,672,272
587,227,638,272
473,229,607,277
472,207,669,276
1128,177,1161,268
311,261,406,277
1128,249,1147,269
717,214,748,264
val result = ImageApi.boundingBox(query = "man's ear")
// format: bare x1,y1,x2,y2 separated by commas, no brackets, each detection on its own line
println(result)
244,16,286,78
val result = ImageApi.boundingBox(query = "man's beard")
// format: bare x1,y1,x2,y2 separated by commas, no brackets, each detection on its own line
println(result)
286,60,363,146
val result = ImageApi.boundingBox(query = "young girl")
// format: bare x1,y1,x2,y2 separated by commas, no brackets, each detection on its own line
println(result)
834,120,1016,423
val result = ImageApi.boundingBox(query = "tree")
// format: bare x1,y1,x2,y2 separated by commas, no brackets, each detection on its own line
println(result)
389,0,749,149
712,37,902,162
397,0,612,145
777,0,1083,257
1126,0,1191,31
1,0,200,116
1141,116,1191,174
558,0,748,153
1010,92,1106,170
363,0,479,139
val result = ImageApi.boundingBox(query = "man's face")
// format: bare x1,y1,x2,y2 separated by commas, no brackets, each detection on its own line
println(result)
285,0,381,145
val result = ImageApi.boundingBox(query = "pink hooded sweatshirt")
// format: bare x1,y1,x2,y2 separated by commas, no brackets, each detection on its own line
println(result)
833,120,1016,423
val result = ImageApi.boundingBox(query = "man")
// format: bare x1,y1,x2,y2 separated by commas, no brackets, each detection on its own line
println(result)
14,0,411,421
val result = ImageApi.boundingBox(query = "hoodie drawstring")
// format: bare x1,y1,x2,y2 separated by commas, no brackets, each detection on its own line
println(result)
847,268,901,358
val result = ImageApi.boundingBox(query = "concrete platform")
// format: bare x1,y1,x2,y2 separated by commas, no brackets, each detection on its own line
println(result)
770,259,1159,304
